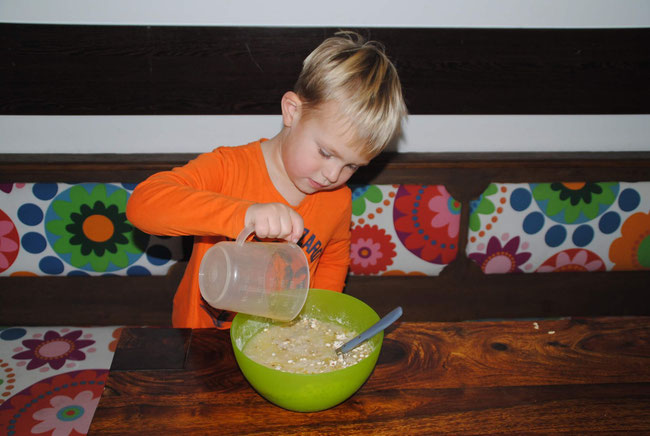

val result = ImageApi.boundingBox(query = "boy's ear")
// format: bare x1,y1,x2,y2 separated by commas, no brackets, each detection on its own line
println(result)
281,91,302,127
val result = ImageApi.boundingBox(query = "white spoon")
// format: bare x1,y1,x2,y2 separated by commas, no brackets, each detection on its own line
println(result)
335,306,403,354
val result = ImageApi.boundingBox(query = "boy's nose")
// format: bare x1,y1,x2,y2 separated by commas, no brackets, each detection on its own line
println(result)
323,162,342,184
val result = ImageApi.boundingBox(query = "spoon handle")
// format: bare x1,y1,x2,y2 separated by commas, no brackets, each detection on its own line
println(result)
336,306,403,354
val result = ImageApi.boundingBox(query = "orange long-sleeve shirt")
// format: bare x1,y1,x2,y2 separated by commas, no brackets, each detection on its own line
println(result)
126,140,351,328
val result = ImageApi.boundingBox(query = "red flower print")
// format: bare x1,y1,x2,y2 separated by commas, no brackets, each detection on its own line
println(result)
0,210,20,273
393,185,460,265
0,369,108,436
537,249,605,273
350,224,396,275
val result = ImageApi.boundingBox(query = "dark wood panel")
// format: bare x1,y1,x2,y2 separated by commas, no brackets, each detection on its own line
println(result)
3,151,650,198
3,259,649,326
0,271,179,326
345,268,650,322
2,25,649,115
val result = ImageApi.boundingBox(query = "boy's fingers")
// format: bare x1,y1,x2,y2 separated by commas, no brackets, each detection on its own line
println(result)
290,213,304,244
279,214,294,240
257,215,274,239
245,203,303,243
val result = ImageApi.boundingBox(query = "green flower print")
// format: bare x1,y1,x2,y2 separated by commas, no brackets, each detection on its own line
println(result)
66,201,131,256
531,182,618,224
469,183,497,232
45,183,148,272
351,185,383,216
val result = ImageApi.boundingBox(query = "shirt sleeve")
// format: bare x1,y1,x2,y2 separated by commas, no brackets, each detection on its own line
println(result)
126,148,253,240
311,197,351,292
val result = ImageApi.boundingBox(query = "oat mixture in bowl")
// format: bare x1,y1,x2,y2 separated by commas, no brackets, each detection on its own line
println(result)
243,316,373,374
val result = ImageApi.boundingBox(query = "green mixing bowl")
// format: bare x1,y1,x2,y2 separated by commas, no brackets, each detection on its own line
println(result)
230,288,382,412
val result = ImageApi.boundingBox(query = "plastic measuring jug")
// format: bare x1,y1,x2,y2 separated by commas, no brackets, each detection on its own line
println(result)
198,226,310,321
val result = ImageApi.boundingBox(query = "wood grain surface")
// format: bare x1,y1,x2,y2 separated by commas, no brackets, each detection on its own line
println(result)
90,317,650,435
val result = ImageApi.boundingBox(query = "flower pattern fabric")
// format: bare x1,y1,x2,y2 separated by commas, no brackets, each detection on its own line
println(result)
5,182,459,277
531,182,619,224
537,248,605,273
12,330,95,371
0,326,120,436
393,185,460,265
351,185,383,216
469,183,498,232
0,183,187,277
31,389,101,436
468,235,531,274
350,224,396,275
0,210,20,273
428,186,461,239
45,183,147,272
609,211,650,270
467,182,650,273
0,370,107,436
2,181,649,277
350,184,461,276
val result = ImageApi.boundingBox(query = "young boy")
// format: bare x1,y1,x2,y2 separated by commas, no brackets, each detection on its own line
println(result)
126,31,407,328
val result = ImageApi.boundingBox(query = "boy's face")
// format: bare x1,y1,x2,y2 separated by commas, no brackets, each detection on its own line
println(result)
281,97,370,195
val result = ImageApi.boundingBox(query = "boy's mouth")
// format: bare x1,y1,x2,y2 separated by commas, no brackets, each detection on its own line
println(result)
308,178,328,190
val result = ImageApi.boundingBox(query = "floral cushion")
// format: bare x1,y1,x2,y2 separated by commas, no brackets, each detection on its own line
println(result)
0,182,462,277
349,184,460,276
4,181,647,278
466,182,650,273
0,183,185,276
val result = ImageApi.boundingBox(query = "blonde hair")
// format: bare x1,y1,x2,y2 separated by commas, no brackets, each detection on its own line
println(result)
295,31,407,157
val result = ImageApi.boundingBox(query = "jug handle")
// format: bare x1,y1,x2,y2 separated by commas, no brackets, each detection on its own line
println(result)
235,226,256,246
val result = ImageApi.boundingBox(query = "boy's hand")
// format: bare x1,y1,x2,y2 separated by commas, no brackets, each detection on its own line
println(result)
244,203,304,243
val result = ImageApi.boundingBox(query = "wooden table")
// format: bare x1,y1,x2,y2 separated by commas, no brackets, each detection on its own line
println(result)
90,317,650,435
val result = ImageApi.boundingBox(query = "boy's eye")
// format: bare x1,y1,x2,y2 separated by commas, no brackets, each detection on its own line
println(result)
347,164,359,171
318,148,331,158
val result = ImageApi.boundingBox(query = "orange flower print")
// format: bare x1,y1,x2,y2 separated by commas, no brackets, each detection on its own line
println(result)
108,327,124,352
610,211,650,270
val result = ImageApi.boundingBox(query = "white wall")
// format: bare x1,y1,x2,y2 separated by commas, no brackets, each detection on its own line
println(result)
1,0,649,154
2,0,649,28
2,115,649,154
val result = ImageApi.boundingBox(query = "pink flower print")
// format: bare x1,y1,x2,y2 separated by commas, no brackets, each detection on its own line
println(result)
350,224,396,275
0,213,20,272
31,390,101,436
353,238,382,267
12,330,95,370
428,186,461,238
537,248,605,273
468,236,532,274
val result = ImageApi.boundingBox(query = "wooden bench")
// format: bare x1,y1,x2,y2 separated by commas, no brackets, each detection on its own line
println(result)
2,152,649,325
1,25,649,325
